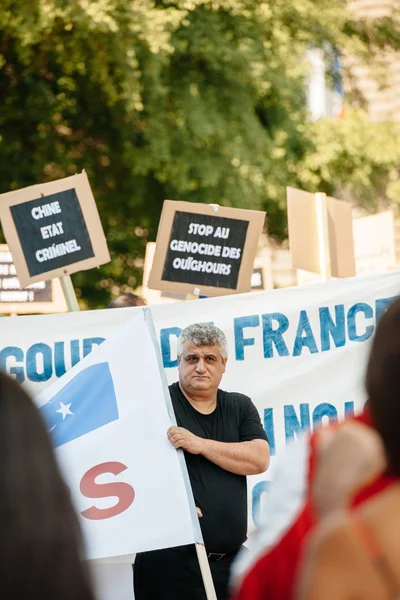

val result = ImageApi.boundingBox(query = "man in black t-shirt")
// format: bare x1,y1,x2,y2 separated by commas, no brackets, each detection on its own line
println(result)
134,323,270,600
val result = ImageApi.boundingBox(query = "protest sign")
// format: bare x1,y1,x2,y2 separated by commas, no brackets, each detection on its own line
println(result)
251,252,273,291
287,188,320,274
148,201,265,296
2,271,399,528
326,194,356,277
287,187,356,278
297,210,398,285
353,211,396,274
0,173,110,287
35,309,202,560
0,245,67,314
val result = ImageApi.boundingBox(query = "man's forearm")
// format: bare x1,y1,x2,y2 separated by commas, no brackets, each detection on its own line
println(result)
200,438,270,475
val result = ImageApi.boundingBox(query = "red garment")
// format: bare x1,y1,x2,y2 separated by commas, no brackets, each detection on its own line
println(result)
231,411,395,600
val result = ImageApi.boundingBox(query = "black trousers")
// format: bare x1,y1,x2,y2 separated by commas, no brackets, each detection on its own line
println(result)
133,544,240,600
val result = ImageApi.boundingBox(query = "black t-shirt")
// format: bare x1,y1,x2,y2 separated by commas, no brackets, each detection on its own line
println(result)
169,382,268,553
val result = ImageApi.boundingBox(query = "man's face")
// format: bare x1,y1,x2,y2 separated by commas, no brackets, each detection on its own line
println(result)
178,343,227,396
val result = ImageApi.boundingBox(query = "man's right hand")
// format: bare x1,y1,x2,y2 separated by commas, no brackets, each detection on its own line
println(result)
167,426,205,454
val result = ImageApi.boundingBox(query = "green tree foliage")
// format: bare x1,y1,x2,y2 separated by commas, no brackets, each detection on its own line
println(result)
298,111,400,210
0,1,399,307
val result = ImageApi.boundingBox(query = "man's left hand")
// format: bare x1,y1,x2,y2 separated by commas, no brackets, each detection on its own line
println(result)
167,426,205,455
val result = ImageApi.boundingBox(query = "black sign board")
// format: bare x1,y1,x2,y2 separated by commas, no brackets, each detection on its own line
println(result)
10,188,95,277
161,212,248,290
0,250,52,303
0,173,110,288
149,201,265,297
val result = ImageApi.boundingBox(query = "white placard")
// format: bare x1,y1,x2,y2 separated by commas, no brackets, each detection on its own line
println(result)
35,309,201,560
353,211,396,274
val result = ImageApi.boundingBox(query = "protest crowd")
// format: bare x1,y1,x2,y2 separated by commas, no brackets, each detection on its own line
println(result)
2,1,400,599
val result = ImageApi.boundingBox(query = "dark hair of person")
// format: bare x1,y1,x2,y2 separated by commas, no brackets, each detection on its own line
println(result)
366,297,400,476
107,292,146,308
0,373,95,600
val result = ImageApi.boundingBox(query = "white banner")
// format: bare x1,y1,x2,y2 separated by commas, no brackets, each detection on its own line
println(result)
35,309,201,560
2,271,400,526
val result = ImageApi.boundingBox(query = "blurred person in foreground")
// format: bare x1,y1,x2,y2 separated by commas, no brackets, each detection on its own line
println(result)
0,372,95,600
134,323,270,600
107,292,146,308
231,342,394,598
296,297,400,600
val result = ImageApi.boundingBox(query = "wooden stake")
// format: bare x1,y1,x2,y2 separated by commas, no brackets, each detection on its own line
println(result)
195,544,218,600
60,275,80,312
315,193,331,281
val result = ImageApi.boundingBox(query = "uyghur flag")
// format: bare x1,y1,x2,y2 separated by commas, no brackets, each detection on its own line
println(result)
40,362,118,448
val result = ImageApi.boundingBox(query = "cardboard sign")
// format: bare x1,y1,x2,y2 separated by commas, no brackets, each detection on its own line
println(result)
353,211,396,275
0,173,110,287
0,245,67,314
326,195,356,278
287,187,320,274
251,252,273,291
296,210,396,284
287,187,356,278
148,201,265,296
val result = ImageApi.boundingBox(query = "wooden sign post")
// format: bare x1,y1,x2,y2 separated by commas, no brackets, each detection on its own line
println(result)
195,544,218,600
287,187,356,281
0,173,110,312
149,200,265,297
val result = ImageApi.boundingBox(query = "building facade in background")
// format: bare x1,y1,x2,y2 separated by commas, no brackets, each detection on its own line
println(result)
307,0,400,122
346,0,400,122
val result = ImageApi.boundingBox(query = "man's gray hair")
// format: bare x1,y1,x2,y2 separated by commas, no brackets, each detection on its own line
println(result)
177,323,228,359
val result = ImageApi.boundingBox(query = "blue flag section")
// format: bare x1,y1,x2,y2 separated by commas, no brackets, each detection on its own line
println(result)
39,362,118,448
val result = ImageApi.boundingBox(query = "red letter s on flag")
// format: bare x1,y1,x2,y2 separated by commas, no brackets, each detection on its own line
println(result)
80,462,135,520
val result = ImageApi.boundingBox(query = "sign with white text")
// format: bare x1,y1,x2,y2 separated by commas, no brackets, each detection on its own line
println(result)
0,245,67,314
149,201,265,296
0,173,110,287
